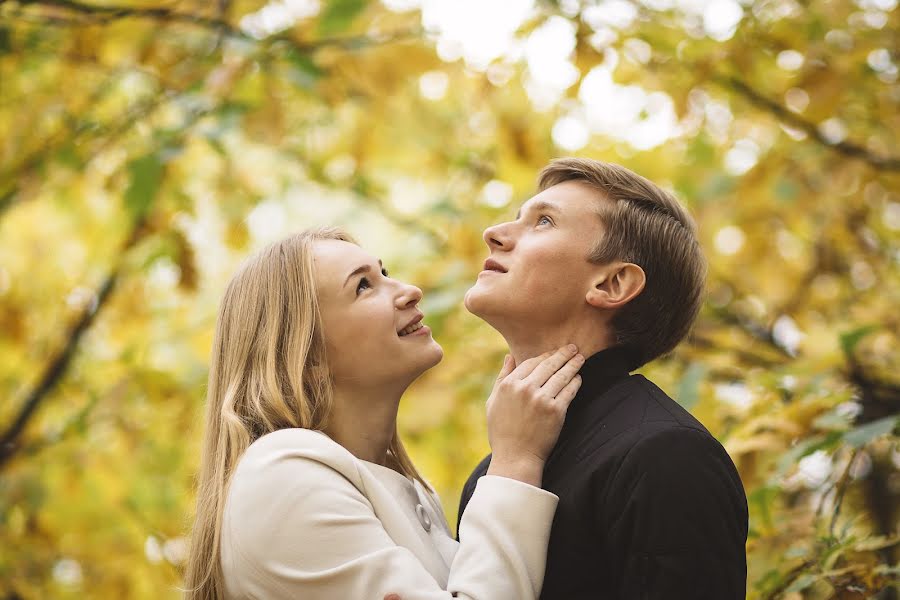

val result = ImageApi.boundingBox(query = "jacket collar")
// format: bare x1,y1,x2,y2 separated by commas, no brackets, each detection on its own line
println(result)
576,344,636,404
545,345,635,468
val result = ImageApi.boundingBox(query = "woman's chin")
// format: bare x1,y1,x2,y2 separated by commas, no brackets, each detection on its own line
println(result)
411,341,443,376
422,341,444,368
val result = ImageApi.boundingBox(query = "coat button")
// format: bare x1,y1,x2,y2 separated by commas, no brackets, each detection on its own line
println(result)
415,503,432,532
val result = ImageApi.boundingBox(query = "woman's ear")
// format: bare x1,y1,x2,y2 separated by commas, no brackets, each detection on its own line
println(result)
586,262,646,309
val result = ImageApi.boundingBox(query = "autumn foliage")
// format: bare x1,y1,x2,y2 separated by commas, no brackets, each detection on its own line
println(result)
0,0,898,598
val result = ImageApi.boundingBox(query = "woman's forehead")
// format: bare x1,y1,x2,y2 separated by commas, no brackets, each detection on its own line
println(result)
313,239,375,292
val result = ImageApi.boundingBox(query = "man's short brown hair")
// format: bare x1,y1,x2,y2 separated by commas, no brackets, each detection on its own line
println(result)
538,158,706,370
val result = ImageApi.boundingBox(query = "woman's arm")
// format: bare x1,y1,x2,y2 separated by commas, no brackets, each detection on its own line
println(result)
222,449,557,600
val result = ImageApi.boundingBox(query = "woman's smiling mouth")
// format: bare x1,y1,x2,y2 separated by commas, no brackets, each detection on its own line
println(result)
399,321,425,336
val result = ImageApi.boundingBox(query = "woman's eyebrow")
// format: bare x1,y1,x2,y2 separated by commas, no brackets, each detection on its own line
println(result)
343,259,383,289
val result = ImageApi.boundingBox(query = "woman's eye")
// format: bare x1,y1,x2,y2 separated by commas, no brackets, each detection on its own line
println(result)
356,277,371,295
537,215,553,226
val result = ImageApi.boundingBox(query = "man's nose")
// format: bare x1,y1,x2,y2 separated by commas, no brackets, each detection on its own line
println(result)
483,222,513,249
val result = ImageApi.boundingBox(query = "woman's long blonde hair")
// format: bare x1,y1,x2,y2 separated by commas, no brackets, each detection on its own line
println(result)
183,227,425,600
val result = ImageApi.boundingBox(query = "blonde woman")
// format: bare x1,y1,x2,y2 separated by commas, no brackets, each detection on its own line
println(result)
183,228,584,599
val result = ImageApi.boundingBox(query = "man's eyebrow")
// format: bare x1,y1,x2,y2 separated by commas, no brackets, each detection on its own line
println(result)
515,200,563,220
343,259,383,289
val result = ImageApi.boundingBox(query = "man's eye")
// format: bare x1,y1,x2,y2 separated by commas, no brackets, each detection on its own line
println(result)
356,277,371,295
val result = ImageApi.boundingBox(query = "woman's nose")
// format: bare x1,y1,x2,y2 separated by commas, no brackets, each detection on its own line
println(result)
396,283,423,310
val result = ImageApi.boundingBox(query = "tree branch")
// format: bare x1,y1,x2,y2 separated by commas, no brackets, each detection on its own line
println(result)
828,448,859,538
714,74,900,172
0,270,119,468
9,0,422,51
0,9,421,218
12,0,249,39
0,103,215,469
626,20,900,172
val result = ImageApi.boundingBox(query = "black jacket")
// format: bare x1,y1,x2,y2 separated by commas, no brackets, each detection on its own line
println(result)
457,346,749,600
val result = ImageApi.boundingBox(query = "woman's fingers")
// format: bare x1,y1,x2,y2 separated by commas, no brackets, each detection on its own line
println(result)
509,351,553,379
522,345,578,387
485,345,585,479
553,373,583,409
540,353,585,398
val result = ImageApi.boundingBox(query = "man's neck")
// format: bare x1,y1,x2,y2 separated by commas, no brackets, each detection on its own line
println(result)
502,320,614,366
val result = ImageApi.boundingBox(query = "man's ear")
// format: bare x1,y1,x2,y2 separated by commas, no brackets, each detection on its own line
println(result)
585,262,645,309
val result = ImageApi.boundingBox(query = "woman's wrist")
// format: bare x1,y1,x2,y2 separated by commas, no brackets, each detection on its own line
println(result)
486,453,546,488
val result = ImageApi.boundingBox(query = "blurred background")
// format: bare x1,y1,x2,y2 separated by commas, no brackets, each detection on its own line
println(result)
0,0,898,597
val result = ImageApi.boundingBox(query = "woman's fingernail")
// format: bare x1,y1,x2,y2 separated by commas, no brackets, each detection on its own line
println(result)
567,344,577,353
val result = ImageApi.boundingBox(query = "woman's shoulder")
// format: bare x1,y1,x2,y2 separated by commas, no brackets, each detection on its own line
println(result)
230,428,364,496
220,429,381,580
244,426,339,453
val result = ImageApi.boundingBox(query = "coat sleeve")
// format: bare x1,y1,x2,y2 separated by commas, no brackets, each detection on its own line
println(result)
223,451,557,600
601,427,748,600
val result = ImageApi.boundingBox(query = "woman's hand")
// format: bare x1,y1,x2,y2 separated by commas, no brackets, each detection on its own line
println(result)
486,345,584,488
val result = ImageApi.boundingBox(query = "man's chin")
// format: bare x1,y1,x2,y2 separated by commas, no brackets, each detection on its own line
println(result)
463,286,499,320
463,286,482,317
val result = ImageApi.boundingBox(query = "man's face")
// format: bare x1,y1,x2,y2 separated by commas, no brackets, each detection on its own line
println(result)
464,181,606,329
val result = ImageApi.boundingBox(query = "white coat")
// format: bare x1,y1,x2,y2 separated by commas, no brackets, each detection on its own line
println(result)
220,428,558,599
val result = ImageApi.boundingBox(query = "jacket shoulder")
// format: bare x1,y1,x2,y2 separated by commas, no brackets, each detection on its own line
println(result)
631,374,712,433
234,428,364,491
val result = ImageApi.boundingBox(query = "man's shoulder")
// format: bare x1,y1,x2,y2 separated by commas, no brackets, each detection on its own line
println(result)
629,374,711,432
606,377,744,498
548,374,732,489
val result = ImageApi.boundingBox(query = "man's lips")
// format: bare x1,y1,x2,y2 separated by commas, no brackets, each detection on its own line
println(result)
482,258,507,273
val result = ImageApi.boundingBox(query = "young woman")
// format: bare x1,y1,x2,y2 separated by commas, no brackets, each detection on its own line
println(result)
183,227,584,599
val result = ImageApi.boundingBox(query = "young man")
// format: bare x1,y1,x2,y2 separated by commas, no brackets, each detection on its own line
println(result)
457,158,749,599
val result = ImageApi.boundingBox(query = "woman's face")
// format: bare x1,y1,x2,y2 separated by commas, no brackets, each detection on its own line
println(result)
313,239,443,388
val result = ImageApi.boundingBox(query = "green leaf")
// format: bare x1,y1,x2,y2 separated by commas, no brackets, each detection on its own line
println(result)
843,415,899,448
774,177,799,203
853,534,900,552
124,153,163,222
55,143,81,169
747,485,779,530
676,362,706,410
839,325,878,357
0,26,10,55
773,431,843,478
318,0,367,35
785,573,817,593
285,49,325,90
812,409,851,432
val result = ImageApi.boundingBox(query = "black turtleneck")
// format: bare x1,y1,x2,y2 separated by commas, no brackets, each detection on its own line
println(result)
457,345,748,600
